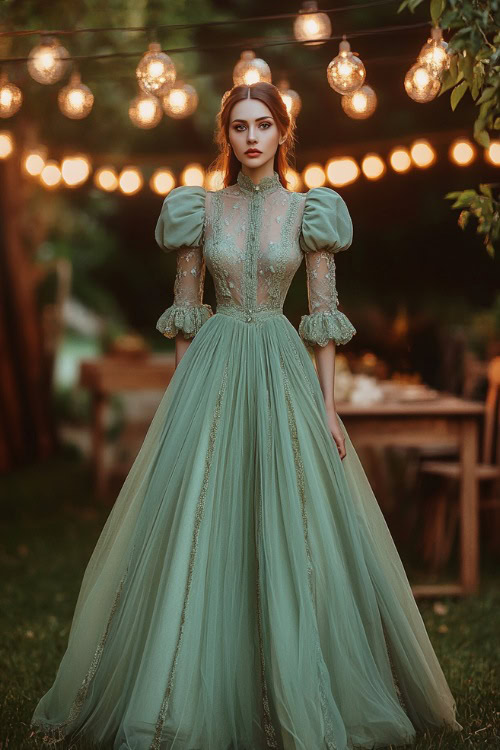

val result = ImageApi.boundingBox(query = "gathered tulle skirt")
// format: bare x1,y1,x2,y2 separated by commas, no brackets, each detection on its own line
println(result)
29,307,462,750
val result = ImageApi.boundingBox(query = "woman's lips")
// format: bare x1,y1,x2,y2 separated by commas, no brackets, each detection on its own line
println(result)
245,150,261,157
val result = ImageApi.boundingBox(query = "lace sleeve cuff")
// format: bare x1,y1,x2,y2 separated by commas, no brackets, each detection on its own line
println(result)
156,303,213,340
298,309,356,348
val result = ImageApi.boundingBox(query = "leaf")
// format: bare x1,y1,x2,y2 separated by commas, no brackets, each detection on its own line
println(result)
460,51,474,85
494,117,500,129
479,184,493,199
451,81,469,110
458,210,471,229
476,86,496,105
430,0,445,22
475,129,491,148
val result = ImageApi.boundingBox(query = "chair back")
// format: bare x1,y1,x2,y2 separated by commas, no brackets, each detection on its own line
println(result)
482,356,500,465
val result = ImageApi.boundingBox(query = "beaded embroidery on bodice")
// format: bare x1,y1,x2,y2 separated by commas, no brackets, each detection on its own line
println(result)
203,171,306,323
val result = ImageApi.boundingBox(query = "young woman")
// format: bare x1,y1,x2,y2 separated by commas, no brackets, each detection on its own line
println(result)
30,82,462,750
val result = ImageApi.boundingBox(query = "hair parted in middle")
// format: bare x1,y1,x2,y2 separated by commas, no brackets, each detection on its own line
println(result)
208,82,297,190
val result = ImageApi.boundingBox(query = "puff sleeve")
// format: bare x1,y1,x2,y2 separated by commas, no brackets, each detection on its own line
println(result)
298,187,356,348
154,186,213,340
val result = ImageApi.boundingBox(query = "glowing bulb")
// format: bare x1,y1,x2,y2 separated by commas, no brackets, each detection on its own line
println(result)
341,84,377,119
284,168,301,192
205,170,225,191
129,93,163,129
61,155,91,187
94,167,119,192
450,138,476,166
389,147,412,173
326,157,359,186
485,140,500,166
161,83,198,119
0,73,22,118
136,42,176,96
23,148,46,176
303,164,326,189
181,163,205,187
293,2,331,46
404,62,440,102
0,130,14,158
40,160,62,188
233,50,272,86
361,154,386,180
150,169,176,195
418,27,449,76
28,37,70,84
119,167,143,195
410,139,436,167
327,39,366,95
58,73,94,119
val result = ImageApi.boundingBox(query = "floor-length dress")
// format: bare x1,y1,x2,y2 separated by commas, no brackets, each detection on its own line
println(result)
29,169,462,750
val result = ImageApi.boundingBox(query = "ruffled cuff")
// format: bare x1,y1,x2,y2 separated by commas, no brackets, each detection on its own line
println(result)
156,303,213,339
299,309,356,347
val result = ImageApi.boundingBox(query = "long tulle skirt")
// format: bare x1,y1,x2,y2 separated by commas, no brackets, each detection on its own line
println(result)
30,308,462,750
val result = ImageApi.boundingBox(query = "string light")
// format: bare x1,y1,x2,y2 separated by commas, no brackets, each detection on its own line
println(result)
341,84,377,119
327,38,366,95
293,1,332,46
181,163,205,186
389,146,412,172
161,82,198,119
205,170,225,191
410,138,436,167
40,159,62,188
361,153,386,179
150,168,176,195
118,166,143,195
0,72,23,118
136,42,176,96
404,61,440,102
303,163,326,188
285,168,302,192
450,138,476,166
61,154,91,187
485,140,500,166
27,36,70,84
417,26,449,76
94,166,119,191
277,79,302,119
326,157,360,186
23,146,47,176
58,72,94,119
233,50,272,86
128,91,163,129
0,130,14,158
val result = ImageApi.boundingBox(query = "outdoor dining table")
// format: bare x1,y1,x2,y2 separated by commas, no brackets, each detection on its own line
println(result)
337,393,485,599
79,354,484,599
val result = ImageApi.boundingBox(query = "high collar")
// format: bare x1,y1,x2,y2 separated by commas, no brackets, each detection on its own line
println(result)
236,169,281,195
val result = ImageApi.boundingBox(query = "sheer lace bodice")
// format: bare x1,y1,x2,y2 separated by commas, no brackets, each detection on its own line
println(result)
155,169,356,348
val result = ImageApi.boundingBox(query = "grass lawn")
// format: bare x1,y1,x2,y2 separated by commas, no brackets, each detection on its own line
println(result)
1,448,499,749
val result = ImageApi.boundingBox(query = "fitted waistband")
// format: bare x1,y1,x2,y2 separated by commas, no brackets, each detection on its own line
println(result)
215,304,284,323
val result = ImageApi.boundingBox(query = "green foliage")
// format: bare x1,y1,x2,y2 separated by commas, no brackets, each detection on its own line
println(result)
398,0,500,256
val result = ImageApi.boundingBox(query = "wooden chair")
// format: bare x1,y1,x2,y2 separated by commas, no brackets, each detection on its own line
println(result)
419,357,500,572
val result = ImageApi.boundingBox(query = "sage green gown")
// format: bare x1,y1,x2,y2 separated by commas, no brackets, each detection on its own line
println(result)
30,170,462,750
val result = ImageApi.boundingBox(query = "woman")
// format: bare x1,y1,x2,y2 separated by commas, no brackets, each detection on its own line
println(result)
29,82,462,750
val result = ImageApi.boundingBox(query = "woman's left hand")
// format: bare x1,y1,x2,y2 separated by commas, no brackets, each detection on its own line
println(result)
325,404,346,460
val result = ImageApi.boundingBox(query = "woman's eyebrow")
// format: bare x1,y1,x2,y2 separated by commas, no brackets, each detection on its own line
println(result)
231,116,274,123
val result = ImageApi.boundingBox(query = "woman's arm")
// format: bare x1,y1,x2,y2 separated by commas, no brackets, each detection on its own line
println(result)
312,339,346,460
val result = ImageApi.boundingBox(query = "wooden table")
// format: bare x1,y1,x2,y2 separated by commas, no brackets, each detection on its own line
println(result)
337,394,485,598
80,358,484,598
79,354,176,499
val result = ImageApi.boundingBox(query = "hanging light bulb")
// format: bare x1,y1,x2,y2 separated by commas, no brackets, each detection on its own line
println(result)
0,72,23,118
361,154,386,180
449,138,476,166
327,38,366,95
161,82,198,119
205,170,225,191
61,154,91,187
418,26,449,77
389,147,412,173
136,42,176,96
28,36,70,84
233,51,272,86
284,167,301,191
341,84,377,119
277,79,302,119
410,139,436,167
303,163,326,188
293,2,331,46
129,91,163,129
58,72,94,119
404,61,440,102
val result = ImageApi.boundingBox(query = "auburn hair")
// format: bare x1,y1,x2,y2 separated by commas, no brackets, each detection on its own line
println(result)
208,82,297,189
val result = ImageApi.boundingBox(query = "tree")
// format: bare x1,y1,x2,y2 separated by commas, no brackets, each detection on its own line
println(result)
399,0,500,256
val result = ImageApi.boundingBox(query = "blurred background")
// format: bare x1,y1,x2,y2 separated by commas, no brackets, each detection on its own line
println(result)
1,2,499,746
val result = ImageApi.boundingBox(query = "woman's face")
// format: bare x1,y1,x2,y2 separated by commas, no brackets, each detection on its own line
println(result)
228,98,282,172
